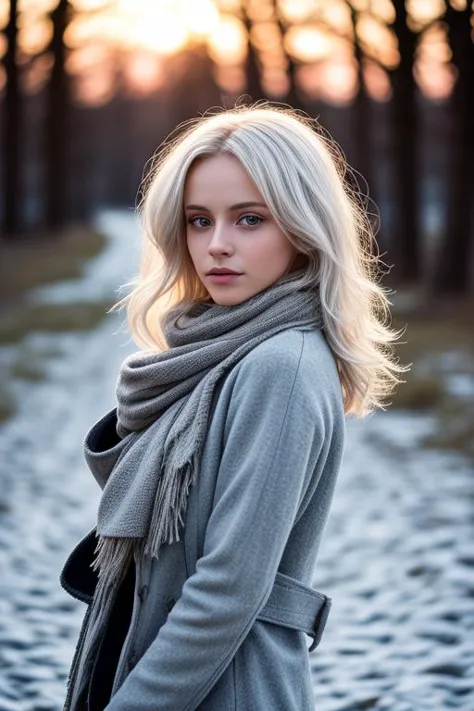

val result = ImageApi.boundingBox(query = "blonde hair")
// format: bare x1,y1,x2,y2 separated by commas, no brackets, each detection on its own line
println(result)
112,102,410,417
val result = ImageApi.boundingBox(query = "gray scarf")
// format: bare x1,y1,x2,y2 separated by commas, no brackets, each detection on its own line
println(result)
93,270,323,585
68,270,323,708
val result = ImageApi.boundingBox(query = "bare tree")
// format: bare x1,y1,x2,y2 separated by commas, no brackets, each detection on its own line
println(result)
2,0,21,237
348,2,375,204
432,1,474,294
241,0,266,102
271,0,308,111
387,0,421,284
45,0,72,230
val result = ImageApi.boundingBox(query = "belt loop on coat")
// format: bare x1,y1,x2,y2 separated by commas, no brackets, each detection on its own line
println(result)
308,595,332,652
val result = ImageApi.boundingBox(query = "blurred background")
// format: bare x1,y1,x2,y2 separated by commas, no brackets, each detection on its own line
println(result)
0,2,473,711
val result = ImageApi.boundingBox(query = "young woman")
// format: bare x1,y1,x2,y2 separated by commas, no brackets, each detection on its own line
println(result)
60,103,408,711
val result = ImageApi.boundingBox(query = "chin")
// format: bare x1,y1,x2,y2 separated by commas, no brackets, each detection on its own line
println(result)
206,284,254,305
209,293,246,306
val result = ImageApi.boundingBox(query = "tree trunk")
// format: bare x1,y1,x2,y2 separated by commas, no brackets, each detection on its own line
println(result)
389,0,421,284
45,0,70,230
2,0,21,237
269,0,307,111
350,5,381,251
242,1,266,103
432,4,474,294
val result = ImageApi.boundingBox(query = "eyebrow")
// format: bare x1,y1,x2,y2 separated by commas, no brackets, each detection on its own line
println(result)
184,201,268,211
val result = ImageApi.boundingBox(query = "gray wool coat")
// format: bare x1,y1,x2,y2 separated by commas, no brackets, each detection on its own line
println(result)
60,327,346,711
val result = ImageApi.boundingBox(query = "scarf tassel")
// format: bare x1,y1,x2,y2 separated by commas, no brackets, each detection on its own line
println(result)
145,443,198,556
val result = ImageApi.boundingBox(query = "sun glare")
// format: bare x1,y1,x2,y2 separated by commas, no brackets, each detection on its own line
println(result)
19,16,52,55
124,51,165,94
177,0,220,38
5,0,459,105
357,14,398,69
321,58,357,104
73,0,110,10
131,11,188,54
18,0,57,11
207,15,246,64
279,0,314,23
407,0,445,24
112,0,218,54
285,25,340,62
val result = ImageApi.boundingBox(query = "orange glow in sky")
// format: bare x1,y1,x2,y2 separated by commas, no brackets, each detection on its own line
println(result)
285,25,341,63
113,0,219,52
0,0,457,104
207,15,246,64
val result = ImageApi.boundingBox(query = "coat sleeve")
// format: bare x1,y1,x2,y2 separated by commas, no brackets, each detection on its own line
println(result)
105,332,330,711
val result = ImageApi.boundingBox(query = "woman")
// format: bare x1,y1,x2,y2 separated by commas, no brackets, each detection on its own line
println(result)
60,103,408,711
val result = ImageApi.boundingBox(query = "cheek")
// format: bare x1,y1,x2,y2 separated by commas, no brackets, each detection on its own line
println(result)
269,232,297,261
186,239,198,268
245,229,289,254
186,234,197,257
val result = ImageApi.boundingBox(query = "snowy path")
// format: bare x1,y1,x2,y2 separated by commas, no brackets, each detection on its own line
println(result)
0,210,472,711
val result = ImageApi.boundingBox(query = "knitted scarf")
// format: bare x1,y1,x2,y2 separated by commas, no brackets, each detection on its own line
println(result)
68,270,323,708
94,269,323,584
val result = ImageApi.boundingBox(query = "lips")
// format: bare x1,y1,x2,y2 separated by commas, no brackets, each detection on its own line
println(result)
207,269,242,275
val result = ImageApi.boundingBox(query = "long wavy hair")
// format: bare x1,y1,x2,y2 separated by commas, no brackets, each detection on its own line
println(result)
111,102,410,417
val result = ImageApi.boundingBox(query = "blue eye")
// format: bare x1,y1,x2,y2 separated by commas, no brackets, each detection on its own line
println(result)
187,214,264,228
187,216,210,228
238,215,264,227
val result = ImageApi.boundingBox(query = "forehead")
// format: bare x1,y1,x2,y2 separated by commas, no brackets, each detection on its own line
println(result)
184,153,263,202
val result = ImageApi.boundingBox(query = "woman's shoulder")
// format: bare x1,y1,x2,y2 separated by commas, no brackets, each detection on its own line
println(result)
232,327,343,406
240,327,338,379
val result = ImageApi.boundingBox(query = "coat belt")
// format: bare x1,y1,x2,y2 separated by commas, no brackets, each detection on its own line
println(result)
60,528,331,652
256,570,331,652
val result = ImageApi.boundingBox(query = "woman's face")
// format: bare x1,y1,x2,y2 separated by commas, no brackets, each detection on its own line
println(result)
184,153,301,306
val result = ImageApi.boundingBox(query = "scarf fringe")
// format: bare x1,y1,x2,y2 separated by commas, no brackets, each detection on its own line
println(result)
91,433,199,579
91,533,136,585
145,437,198,555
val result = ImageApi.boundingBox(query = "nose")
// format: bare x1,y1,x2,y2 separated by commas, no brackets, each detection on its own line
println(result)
207,221,234,256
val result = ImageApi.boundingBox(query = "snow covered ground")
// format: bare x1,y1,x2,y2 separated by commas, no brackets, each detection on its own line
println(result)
0,209,472,711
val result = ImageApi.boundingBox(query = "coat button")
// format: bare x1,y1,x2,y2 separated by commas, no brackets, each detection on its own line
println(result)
166,597,176,613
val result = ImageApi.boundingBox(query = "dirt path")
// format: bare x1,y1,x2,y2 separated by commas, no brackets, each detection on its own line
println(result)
0,210,472,711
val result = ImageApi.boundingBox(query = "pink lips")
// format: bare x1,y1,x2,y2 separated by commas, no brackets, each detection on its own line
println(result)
207,273,242,284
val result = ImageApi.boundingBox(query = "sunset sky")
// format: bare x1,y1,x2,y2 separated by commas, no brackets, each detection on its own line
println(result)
0,0,462,105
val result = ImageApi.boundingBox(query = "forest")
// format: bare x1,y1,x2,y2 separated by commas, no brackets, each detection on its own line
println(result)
0,0,472,296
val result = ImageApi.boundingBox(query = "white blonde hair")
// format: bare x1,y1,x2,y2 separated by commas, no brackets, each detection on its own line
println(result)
111,102,410,417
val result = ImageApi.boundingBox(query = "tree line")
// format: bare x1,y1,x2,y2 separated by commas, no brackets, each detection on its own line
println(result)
0,0,473,295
